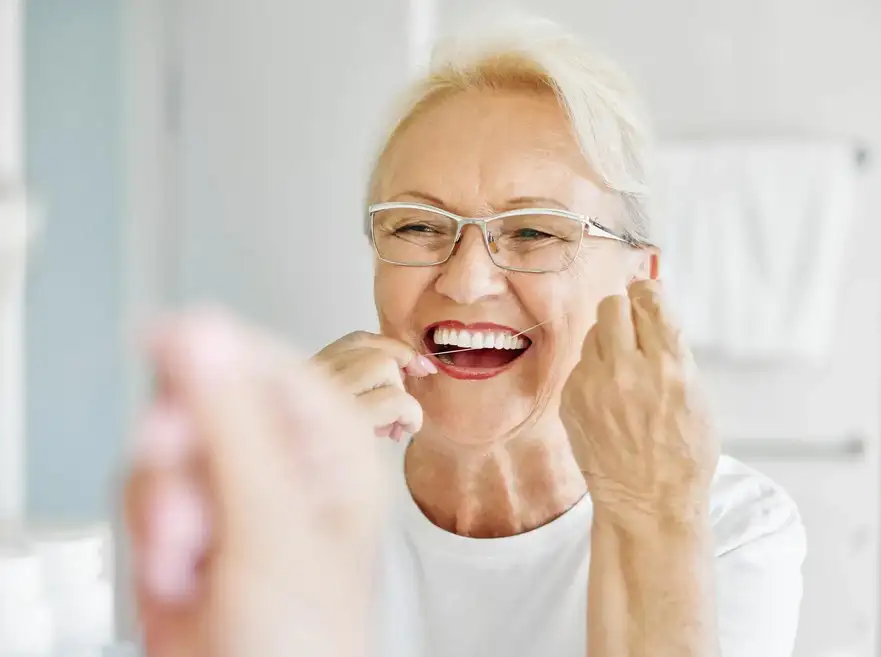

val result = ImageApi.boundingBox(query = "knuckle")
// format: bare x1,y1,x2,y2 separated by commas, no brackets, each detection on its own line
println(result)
344,330,375,345
315,331,375,358
361,349,401,379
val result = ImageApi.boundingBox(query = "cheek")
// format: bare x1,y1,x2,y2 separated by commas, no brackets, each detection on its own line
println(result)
374,263,432,331
568,248,634,317
538,251,634,363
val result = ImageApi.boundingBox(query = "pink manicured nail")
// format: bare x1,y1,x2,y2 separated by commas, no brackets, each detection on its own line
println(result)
418,355,438,374
143,482,210,602
143,547,198,602
390,424,404,442
405,355,437,377
150,482,211,555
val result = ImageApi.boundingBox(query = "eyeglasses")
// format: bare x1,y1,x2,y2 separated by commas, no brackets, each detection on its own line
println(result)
367,202,646,274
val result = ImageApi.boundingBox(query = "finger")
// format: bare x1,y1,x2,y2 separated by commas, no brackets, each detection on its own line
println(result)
321,331,419,370
146,479,211,600
594,293,637,359
403,354,438,377
274,365,383,544
628,280,678,356
127,406,209,604
125,403,196,563
333,348,407,395
579,323,603,365
150,312,299,542
126,408,207,657
139,593,201,657
152,311,378,550
357,386,424,434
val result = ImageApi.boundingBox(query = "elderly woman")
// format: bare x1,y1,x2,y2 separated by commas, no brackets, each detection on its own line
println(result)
127,14,805,657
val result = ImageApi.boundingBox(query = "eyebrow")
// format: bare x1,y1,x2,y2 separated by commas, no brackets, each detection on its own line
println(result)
387,192,571,212
388,191,449,208
506,196,570,211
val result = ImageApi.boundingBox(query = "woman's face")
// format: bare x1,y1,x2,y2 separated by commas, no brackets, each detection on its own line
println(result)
374,88,650,445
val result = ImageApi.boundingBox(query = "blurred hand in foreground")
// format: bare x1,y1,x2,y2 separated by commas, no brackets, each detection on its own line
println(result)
125,311,382,657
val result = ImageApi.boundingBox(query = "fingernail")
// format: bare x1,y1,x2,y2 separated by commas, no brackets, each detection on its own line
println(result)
142,483,204,603
390,424,404,442
150,482,211,555
143,548,198,602
418,355,437,374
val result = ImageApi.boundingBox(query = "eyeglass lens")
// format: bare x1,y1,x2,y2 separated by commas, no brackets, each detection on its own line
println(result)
371,207,584,272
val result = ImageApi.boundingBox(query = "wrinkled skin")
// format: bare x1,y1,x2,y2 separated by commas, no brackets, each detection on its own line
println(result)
561,280,718,531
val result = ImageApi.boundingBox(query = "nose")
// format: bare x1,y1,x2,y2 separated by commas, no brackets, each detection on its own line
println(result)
434,225,507,305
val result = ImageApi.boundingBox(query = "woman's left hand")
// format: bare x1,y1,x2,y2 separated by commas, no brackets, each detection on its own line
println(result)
560,280,719,532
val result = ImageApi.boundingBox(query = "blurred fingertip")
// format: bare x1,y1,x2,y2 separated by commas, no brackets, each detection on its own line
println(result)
132,404,194,468
168,310,246,387
141,549,199,604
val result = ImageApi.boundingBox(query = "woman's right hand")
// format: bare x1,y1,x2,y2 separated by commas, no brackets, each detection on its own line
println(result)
312,331,437,441
125,312,382,657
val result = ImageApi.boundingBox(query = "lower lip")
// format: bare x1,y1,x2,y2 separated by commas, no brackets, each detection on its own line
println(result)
424,344,528,381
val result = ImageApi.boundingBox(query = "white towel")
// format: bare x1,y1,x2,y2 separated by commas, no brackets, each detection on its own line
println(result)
651,139,857,363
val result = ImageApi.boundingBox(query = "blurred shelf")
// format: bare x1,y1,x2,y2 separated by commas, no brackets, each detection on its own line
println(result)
722,436,867,461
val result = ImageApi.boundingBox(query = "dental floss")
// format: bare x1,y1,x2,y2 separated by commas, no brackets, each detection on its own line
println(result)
426,317,555,357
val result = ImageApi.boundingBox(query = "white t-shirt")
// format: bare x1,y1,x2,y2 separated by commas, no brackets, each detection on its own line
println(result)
374,441,806,657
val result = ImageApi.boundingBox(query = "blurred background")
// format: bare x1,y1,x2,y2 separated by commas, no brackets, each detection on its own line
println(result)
1,0,880,655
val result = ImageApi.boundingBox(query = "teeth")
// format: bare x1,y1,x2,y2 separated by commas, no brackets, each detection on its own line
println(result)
432,327,529,350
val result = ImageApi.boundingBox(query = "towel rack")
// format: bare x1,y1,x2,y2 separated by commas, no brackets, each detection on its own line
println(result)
723,435,867,461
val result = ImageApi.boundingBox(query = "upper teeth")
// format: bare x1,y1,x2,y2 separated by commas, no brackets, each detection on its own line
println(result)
432,328,528,350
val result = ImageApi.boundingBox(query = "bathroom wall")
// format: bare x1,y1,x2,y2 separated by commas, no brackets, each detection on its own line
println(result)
24,0,125,518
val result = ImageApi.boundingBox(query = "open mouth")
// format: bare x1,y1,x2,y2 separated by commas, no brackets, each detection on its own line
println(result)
423,322,532,376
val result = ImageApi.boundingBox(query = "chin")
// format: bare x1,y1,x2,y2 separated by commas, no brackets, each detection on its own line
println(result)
415,390,541,447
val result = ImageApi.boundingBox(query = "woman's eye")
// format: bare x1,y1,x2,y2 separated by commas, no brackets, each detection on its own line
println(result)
397,223,436,234
515,228,553,239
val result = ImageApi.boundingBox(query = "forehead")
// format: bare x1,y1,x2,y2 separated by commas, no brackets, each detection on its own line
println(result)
380,88,609,215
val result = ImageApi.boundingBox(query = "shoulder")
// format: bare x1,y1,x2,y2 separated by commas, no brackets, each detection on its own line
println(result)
708,458,806,655
709,455,806,560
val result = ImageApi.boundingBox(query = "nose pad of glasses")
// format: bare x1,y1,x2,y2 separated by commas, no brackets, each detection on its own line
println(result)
451,224,483,256
486,232,500,254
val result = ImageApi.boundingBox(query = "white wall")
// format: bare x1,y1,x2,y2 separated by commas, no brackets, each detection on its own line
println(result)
0,0,22,180
0,0,25,521
173,0,413,351
437,2,881,656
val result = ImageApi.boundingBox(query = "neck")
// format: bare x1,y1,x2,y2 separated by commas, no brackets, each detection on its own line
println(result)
404,418,587,538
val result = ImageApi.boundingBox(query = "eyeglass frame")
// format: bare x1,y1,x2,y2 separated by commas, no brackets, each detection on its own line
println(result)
366,201,650,274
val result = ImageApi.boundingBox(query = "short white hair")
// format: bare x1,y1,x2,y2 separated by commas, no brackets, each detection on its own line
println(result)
367,11,653,241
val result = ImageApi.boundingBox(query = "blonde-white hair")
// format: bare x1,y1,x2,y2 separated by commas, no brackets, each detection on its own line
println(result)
367,11,653,242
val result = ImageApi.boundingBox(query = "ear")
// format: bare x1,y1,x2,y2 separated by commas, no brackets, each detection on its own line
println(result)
630,246,661,282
